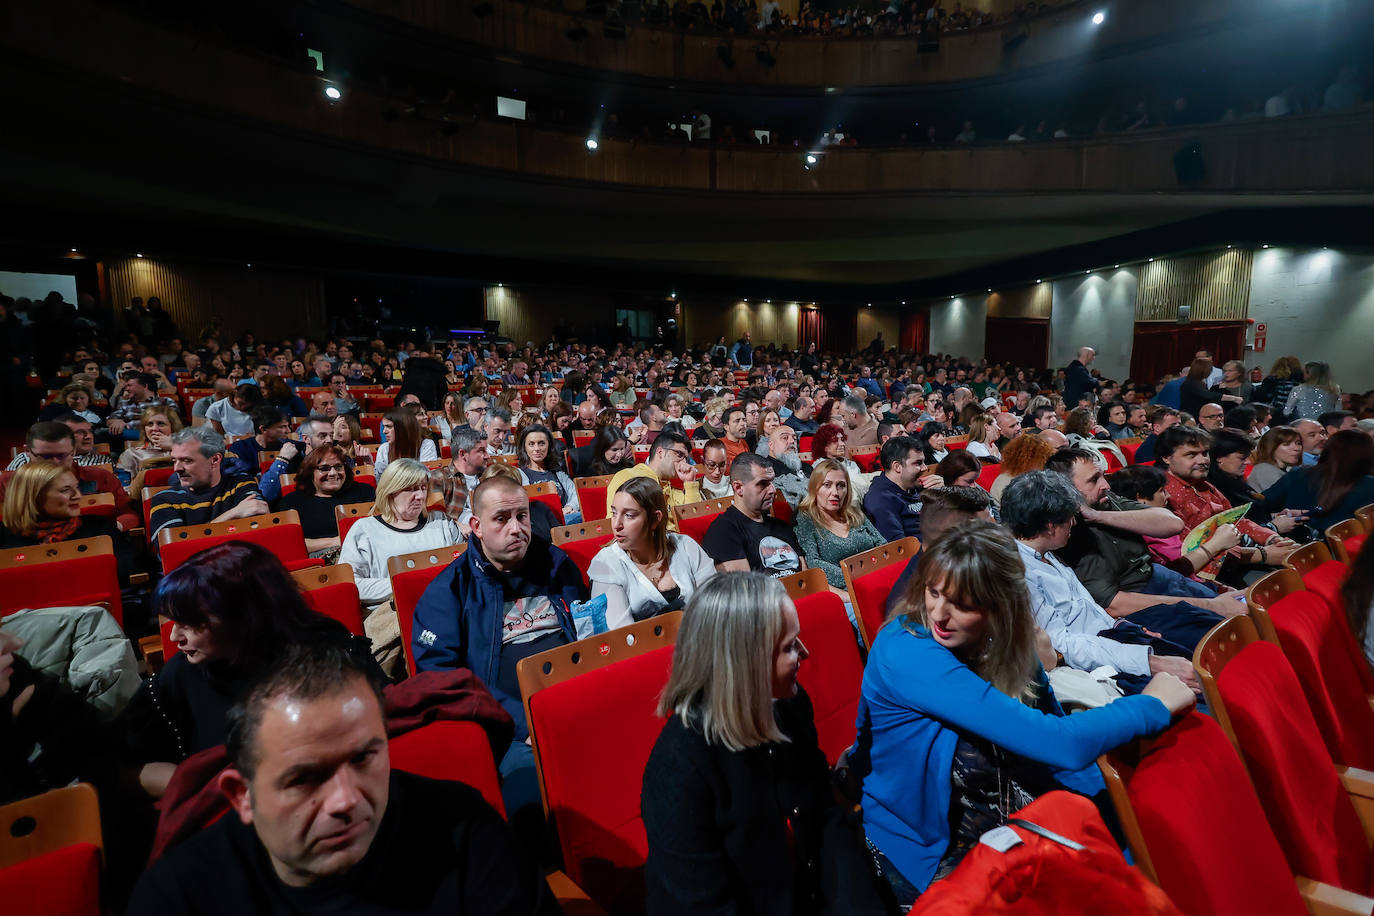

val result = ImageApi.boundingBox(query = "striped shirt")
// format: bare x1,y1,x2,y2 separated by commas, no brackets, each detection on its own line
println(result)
147,474,262,545
6,451,113,470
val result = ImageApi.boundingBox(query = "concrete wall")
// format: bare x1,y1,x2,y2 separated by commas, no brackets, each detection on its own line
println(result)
1247,247,1374,391
1049,268,1139,381
929,295,987,361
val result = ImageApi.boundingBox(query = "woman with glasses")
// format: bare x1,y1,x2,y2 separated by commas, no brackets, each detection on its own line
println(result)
276,445,377,556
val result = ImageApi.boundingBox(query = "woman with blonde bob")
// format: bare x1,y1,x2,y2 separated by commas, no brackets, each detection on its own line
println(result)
588,475,715,630
643,572,848,916
1,462,118,547
855,520,1193,904
116,403,183,488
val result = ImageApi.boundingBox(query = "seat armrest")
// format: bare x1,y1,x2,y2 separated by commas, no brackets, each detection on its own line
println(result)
543,870,609,916
1338,767,1374,845
1296,877,1374,916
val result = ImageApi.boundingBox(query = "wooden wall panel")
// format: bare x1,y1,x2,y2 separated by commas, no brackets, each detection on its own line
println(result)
1135,249,1253,322
103,257,324,342
856,307,900,353
682,299,800,351
986,283,1052,319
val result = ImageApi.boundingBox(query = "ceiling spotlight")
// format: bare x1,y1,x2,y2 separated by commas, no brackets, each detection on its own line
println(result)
1092,11,1105,25
246,263,252,268
1262,244,1270,249
1036,279,1043,283
1149,257,1155,262
136,253,144,258
1114,264,1120,268
900,300,907,305
586,137,599,151
70,248,77,252
497,282,503,287
669,291,677,299
324,85,342,100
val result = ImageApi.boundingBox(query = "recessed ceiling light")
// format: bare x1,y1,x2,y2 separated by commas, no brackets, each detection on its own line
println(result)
324,85,342,100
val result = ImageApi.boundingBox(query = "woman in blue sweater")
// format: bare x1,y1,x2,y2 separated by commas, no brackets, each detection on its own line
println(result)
853,520,1192,904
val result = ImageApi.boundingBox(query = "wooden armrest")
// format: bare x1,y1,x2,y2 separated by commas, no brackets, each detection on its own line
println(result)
128,572,149,587
128,527,145,540
543,870,609,916
1339,767,1374,845
1297,877,1374,916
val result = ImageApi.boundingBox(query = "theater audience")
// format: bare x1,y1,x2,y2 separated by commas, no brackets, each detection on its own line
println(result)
795,458,885,591
964,413,1001,459
516,423,581,524
275,444,377,556
1108,464,1240,579
917,423,949,464
226,405,291,471
148,427,266,545
373,406,438,477
0,462,125,557
121,542,370,799
127,639,557,915
1259,428,1374,532
1133,405,1179,464
0,421,140,531
7,412,112,470
644,572,849,916
205,382,260,437
854,520,1190,904
702,452,803,578
589,476,716,629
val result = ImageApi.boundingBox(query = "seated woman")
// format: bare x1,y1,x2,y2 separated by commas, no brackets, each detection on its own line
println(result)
643,572,850,916
608,375,636,408
39,382,104,425
918,423,950,464
115,404,182,488
1246,425,1303,492
810,422,865,493
753,407,783,455
795,458,885,596
934,450,982,489
1063,408,1126,471
516,423,581,524
0,462,139,579
664,393,696,430
854,520,1192,906
276,444,377,557
1096,401,1133,440
1261,429,1374,533
432,391,466,441
340,458,463,612
587,427,635,477
987,434,1055,508
120,541,372,798
963,413,1001,460
373,406,439,477
588,476,716,630
332,413,375,465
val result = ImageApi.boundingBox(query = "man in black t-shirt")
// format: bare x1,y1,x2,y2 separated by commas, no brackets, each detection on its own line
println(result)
128,641,559,915
702,451,804,579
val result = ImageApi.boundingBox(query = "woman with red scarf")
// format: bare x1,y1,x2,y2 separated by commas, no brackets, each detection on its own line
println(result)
0,461,123,548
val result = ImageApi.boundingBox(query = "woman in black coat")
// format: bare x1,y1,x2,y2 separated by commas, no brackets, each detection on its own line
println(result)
642,572,884,916
1179,358,1241,419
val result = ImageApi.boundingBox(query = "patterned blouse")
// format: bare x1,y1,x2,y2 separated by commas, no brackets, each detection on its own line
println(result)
795,512,887,588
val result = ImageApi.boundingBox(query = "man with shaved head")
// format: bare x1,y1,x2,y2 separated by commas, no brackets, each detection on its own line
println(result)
410,475,588,827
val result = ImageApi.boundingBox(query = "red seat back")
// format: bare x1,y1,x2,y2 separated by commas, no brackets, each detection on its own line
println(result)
158,513,308,574
292,566,366,636
526,490,565,526
1265,589,1374,769
0,537,123,627
794,589,863,765
336,502,373,544
1213,639,1373,893
1302,559,1350,613
1346,532,1368,561
677,510,722,545
1101,713,1308,916
389,545,468,677
526,646,673,912
851,562,905,648
142,465,176,489
0,843,102,916
975,463,1001,492
579,486,609,521
1118,440,1141,464
389,720,506,817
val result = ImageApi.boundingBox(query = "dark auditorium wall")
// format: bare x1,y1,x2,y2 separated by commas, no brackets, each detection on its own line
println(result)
103,256,326,343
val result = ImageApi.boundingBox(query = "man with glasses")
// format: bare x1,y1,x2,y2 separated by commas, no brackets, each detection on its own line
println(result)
1197,403,1225,432
329,372,359,415
459,396,489,436
5,412,111,470
0,421,139,531
604,430,702,532
698,439,732,498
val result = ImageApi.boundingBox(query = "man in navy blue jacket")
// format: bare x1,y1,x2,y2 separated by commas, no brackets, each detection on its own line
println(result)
411,475,587,824
862,435,940,542
1062,346,1100,410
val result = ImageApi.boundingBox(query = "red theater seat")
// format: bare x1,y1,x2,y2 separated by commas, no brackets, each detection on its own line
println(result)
291,564,366,636
389,720,506,817
782,569,863,764
0,537,124,627
842,537,920,650
574,474,615,521
671,496,733,545
388,543,468,677
158,511,313,575
550,519,614,587
0,784,104,916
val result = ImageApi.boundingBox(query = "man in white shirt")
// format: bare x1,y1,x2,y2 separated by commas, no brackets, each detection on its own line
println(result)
1001,470,1201,696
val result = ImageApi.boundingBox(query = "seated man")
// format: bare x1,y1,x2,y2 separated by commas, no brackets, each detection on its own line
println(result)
720,406,751,466
148,427,267,545
1292,418,1327,466
862,435,940,542
0,421,138,531
1044,448,1240,636
484,407,515,457
227,405,292,473
839,395,880,448
1002,471,1201,695
1155,426,1297,576
308,389,338,420
411,476,587,814
127,640,558,915
605,431,702,531
5,412,112,469
701,452,804,579
191,378,234,420
783,396,818,435
1132,405,1179,465
763,425,810,511
106,371,179,440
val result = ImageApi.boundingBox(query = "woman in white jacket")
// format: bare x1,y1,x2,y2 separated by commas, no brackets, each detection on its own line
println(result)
588,475,716,631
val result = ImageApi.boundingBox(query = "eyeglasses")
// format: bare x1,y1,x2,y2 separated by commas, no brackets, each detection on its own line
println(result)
703,459,728,469
316,464,345,474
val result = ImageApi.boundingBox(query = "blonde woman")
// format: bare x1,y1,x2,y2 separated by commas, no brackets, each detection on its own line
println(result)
0,462,118,547
588,475,715,630
116,404,183,487
857,521,1192,903
692,395,730,441
664,393,696,430
1285,360,1341,421
794,458,885,594
964,413,1001,460
643,572,839,916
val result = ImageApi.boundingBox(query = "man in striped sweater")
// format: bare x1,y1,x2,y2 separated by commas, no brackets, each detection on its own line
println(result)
147,427,266,549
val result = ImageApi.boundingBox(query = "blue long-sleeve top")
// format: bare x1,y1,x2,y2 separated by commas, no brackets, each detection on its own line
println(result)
853,617,1171,893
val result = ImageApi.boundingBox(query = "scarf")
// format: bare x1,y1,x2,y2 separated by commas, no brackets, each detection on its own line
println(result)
30,516,83,543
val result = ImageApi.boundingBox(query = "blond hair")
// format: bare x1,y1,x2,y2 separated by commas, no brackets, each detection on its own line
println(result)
138,404,184,446
371,458,431,524
898,520,1040,703
658,573,789,750
799,458,865,530
3,462,76,536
